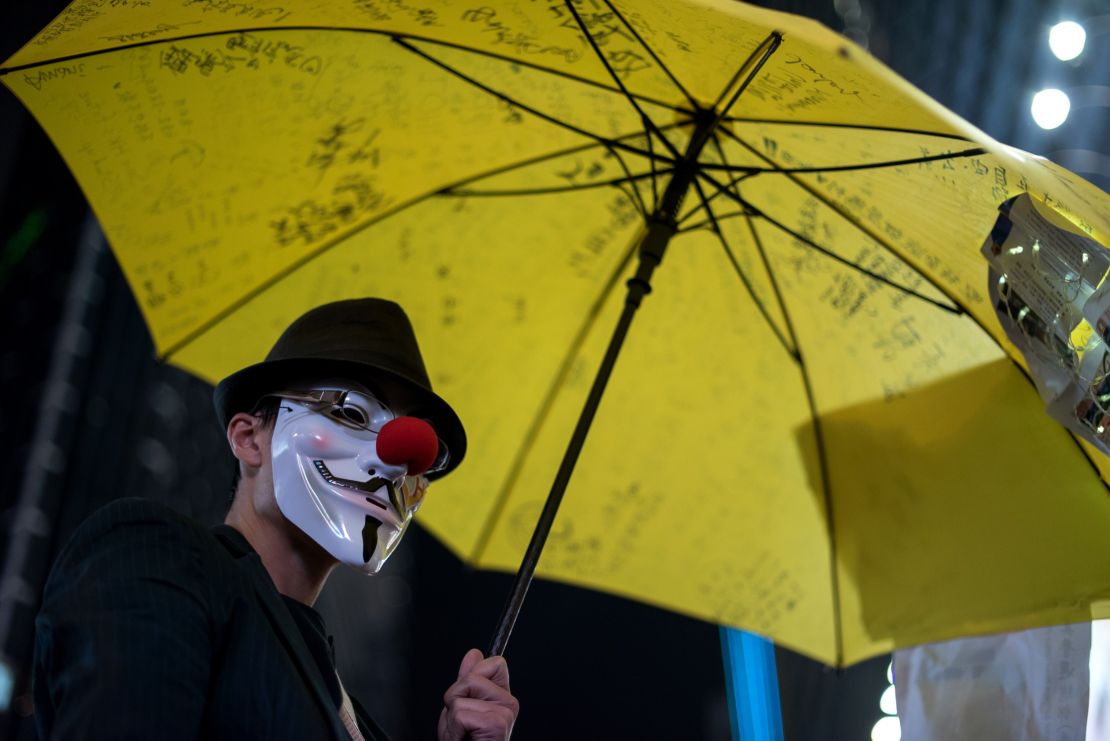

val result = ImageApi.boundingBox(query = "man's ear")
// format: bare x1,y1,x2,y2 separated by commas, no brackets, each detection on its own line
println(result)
227,412,267,469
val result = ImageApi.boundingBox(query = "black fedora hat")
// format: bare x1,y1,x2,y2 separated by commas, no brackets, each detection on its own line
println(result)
213,298,465,479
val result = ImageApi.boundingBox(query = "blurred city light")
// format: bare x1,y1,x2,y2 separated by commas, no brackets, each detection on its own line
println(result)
0,657,12,713
874,658,899,740
871,715,901,741
880,684,898,715
1049,21,1087,60
1031,88,1071,129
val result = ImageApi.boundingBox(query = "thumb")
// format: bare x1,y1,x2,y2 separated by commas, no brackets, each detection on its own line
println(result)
457,648,484,679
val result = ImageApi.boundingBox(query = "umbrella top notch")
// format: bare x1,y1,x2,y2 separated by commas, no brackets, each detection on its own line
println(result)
706,31,785,123
558,0,787,193
644,33,784,228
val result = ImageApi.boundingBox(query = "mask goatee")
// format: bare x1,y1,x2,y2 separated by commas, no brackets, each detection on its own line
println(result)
362,515,379,564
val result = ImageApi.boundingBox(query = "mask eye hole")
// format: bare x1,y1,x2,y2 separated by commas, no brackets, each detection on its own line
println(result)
335,405,369,427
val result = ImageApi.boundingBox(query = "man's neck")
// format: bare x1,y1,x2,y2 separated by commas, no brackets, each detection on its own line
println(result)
225,492,338,606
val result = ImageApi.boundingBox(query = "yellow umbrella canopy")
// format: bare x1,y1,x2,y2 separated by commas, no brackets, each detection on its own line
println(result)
5,0,1110,667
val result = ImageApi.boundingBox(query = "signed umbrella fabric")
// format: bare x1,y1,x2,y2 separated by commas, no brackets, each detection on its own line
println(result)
5,0,1110,667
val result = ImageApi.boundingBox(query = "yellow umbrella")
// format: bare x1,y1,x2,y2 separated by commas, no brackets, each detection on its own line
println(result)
5,0,1110,667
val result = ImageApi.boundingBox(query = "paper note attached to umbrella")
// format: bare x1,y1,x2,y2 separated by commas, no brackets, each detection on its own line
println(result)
983,193,1110,453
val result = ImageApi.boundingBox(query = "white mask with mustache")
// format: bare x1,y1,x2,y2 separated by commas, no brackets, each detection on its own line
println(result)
270,392,424,574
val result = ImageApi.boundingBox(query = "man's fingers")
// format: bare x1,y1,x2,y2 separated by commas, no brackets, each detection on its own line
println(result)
442,698,517,740
467,654,511,690
457,647,484,679
454,649,509,689
439,651,519,741
446,697,518,717
444,673,519,707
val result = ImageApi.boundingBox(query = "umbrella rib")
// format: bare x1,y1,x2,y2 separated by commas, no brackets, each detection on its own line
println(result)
468,227,643,564
679,209,755,232
710,132,802,354
644,118,661,209
731,198,842,633
716,128,985,316
730,202,844,665
743,208,802,354
445,168,672,197
677,172,757,225
752,210,962,314
794,334,844,666
698,147,988,175
615,184,648,219
562,0,684,161
680,146,989,217
699,171,963,314
393,37,675,164
156,126,681,360
401,33,693,114
597,0,700,109
697,153,845,662
720,117,976,142
444,121,686,191
710,31,783,118
0,25,692,117
690,175,797,359
602,143,651,217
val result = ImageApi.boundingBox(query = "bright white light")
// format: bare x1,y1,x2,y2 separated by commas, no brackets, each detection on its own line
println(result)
1049,21,1086,61
886,661,893,684
872,716,901,741
1031,88,1071,129
880,684,898,715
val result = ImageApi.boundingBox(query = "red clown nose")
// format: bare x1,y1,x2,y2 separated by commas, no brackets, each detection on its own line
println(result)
376,417,439,476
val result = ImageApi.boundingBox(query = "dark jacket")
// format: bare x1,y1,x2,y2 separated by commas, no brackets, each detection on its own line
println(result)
33,497,390,740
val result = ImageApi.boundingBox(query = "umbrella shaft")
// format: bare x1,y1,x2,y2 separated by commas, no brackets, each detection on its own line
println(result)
488,266,648,657
488,117,719,656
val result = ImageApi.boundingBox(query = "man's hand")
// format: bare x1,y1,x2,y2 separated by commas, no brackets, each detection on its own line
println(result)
437,648,519,741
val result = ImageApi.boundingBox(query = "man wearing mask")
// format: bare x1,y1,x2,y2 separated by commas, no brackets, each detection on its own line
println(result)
33,298,519,741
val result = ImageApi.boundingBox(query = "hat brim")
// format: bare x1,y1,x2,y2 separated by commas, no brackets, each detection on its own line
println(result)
214,356,466,480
